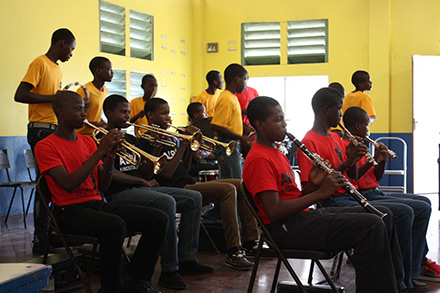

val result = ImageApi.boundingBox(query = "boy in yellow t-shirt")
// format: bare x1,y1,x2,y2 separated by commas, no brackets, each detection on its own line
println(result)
193,70,223,118
211,63,250,179
76,56,113,136
129,74,157,137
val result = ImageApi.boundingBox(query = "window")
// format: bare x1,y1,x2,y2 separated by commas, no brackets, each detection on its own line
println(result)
241,22,281,65
100,1,125,56
130,71,150,99
107,69,126,97
130,10,154,60
287,19,328,64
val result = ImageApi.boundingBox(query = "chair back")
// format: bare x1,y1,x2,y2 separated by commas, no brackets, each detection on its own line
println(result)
0,149,12,182
24,149,36,181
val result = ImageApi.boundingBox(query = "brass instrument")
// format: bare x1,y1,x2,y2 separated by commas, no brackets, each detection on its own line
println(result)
337,122,378,167
365,137,398,160
83,120,168,174
64,82,90,103
167,124,236,156
127,122,203,152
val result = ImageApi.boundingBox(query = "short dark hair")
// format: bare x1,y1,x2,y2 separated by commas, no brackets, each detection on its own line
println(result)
187,102,203,119
247,96,279,129
142,74,156,85
52,91,80,115
89,56,110,74
144,97,168,114
206,70,221,85
103,94,128,117
51,28,75,45
328,82,345,97
224,63,247,83
343,106,369,128
311,87,343,114
351,70,369,87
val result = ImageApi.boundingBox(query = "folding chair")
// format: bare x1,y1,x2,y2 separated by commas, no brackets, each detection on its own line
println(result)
2,149,28,228
37,176,98,293
23,149,37,217
240,181,344,293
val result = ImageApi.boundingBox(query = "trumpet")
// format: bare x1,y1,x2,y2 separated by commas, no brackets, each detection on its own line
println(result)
287,133,387,219
167,124,236,156
127,122,203,152
364,137,398,160
83,120,168,174
337,122,378,166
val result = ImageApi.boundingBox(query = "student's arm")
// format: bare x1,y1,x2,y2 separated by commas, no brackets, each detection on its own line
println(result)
339,141,368,180
46,131,121,193
14,82,55,104
130,110,145,123
111,169,159,187
372,143,388,180
259,172,347,222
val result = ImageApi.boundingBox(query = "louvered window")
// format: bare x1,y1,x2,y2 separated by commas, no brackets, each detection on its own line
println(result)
130,10,153,60
107,69,126,97
130,71,150,99
241,22,281,65
100,1,125,56
287,19,328,64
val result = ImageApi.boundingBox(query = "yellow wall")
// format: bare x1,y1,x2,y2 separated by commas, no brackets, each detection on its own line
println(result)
2,0,440,136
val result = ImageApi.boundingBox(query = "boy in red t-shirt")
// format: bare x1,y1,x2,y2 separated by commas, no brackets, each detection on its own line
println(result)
243,96,405,292
342,106,435,288
35,91,167,292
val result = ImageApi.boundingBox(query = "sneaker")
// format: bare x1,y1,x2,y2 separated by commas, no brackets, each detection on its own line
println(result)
179,261,214,275
158,271,187,290
415,258,440,282
242,241,270,258
225,250,254,270
121,279,160,293
407,279,429,292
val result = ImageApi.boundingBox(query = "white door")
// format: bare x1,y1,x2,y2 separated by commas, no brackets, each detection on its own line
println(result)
413,55,440,194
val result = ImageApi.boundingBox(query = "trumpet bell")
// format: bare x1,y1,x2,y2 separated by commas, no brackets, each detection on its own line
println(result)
153,154,168,174
190,132,203,152
225,140,236,156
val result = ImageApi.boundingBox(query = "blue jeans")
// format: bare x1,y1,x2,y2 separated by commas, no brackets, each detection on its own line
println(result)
321,190,431,289
106,186,202,272
27,126,56,244
216,141,242,179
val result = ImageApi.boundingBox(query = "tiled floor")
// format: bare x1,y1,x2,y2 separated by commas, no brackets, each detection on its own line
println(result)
1,193,440,292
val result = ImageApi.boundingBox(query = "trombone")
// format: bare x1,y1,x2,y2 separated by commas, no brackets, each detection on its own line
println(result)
127,122,203,152
83,120,168,174
167,124,236,156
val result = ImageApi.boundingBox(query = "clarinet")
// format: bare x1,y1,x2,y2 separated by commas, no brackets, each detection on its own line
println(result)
365,136,398,160
338,122,378,167
287,133,387,219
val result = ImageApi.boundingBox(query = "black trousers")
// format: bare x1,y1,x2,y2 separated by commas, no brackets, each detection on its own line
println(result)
267,206,405,293
54,200,168,291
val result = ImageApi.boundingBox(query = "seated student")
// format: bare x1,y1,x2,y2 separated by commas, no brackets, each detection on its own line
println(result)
143,98,259,270
211,64,250,179
129,74,158,137
76,56,113,136
193,70,224,118
102,94,212,290
34,91,167,293
340,106,434,290
243,96,405,293
342,70,376,123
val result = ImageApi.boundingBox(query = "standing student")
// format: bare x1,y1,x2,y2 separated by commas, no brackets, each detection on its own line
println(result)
342,70,376,123
76,56,113,136
235,86,259,125
341,106,434,290
103,95,212,290
211,63,250,179
130,74,158,137
243,96,405,293
14,28,76,255
143,98,259,270
34,91,167,292
193,70,223,118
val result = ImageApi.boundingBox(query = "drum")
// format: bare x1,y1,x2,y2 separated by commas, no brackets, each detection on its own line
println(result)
198,170,219,182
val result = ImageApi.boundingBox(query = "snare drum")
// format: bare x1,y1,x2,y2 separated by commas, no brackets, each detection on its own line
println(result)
198,170,219,182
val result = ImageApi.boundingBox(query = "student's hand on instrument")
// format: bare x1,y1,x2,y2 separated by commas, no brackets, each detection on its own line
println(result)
185,125,200,135
98,129,124,158
320,172,348,198
141,179,159,187
374,142,389,163
345,142,368,165
308,165,326,186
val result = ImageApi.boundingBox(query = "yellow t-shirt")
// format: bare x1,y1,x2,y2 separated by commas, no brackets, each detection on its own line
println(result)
342,91,376,119
129,97,148,138
76,82,108,136
193,90,221,118
22,55,62,124
211,90,243,136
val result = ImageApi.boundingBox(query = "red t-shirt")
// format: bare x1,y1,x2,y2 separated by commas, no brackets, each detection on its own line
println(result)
243,142,302,225
236,87,259,125
297,130,358,196
35,134,103,206
340,140,380,190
